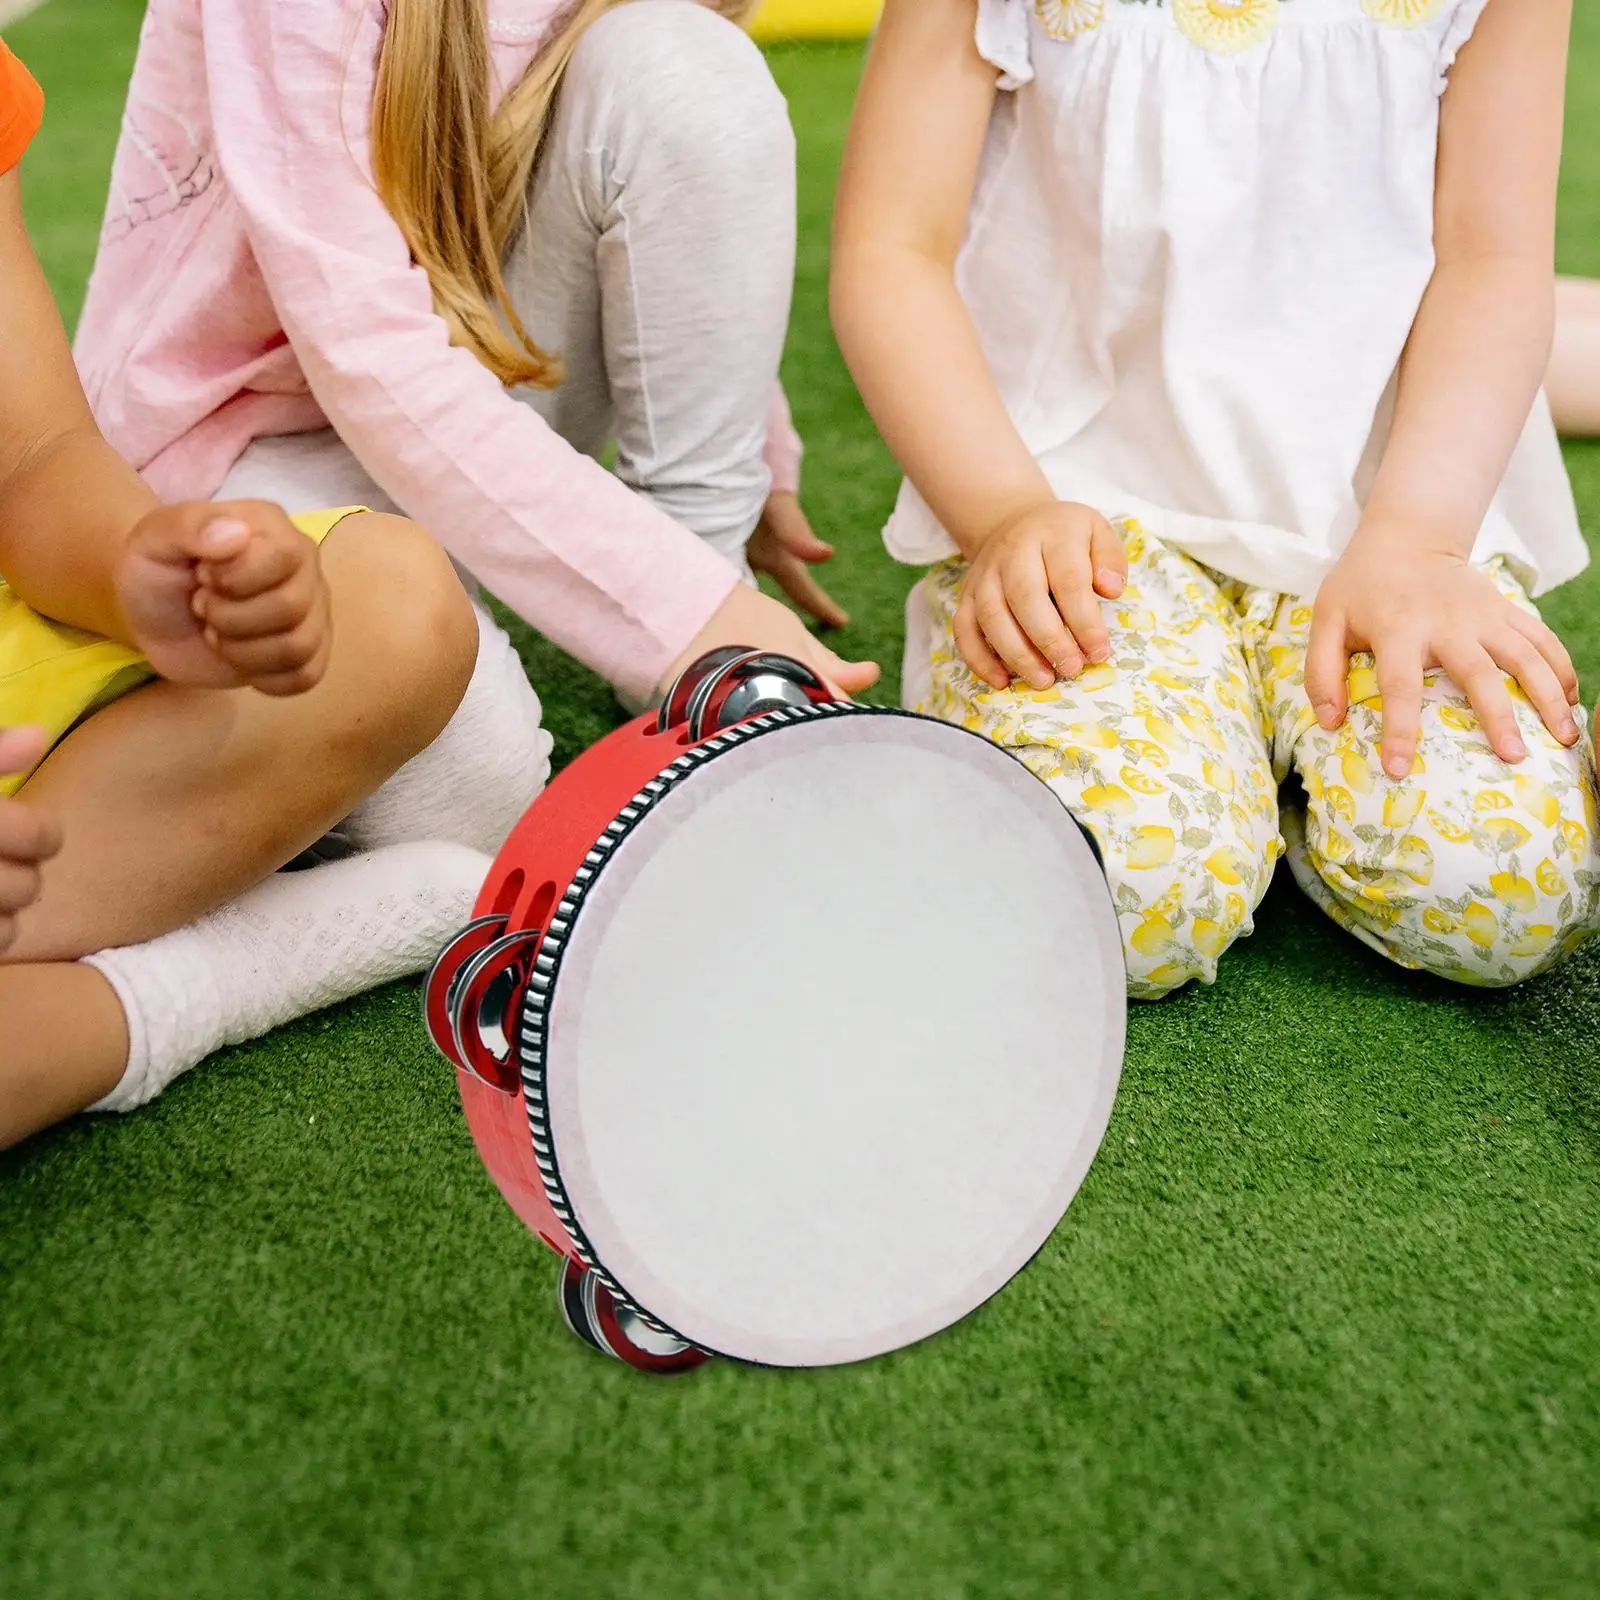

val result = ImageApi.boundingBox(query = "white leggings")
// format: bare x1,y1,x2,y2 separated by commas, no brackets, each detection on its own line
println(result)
221,2,796,849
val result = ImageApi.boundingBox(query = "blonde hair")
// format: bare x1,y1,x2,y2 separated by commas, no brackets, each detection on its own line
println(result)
372,0,761,389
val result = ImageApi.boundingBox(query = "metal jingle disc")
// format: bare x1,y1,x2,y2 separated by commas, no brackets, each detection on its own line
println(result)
449,928,546,1093
699,653,831,736
681,649,767,743
422,915,508,1070
593,1291,711,1376
656,645,754,734
556,1259,709,1375
737,651,827,694
557,1256,609,1356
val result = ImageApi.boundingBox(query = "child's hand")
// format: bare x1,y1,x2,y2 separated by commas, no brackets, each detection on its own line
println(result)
1306,539,1581,779
116,501,333,697
748,491,851,630
0,727,62,956
956,502,1127,691
661,581,880,703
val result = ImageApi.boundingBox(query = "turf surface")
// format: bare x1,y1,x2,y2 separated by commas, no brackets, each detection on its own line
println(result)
6,4,1600,1595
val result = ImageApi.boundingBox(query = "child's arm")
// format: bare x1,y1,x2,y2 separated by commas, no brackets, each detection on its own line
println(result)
832,0,1027,551
0,166,156,641
831,0,1125,691
1549,278,1600,437
1305,0,1579,776
0,168,332,696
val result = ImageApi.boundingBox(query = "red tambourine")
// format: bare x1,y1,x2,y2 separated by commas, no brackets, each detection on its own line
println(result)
425,649,1126,1373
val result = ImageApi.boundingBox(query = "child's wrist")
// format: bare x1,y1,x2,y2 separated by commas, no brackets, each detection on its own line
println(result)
1349,504,1477,564
954,493,1058,560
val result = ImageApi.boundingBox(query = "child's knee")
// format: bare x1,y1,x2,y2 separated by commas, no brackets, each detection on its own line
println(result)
1322,784,1598,986
1417,826,1594,984
323,513,478,763
570,2,790,171
1096,810,1273,1000
338,607,553,858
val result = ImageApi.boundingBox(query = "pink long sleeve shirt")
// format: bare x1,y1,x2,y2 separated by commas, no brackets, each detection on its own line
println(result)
73,0,803,701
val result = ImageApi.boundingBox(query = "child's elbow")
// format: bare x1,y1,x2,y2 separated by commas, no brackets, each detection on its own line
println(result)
828,239,893,375
827,248,866,369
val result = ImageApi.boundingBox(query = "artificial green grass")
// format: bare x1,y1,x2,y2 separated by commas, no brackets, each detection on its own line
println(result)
5,3,1600,1595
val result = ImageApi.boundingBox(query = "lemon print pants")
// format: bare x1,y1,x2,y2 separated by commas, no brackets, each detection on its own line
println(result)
915,523,1600,1000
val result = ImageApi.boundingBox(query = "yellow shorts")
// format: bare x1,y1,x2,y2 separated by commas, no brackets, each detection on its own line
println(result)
0,507,364,797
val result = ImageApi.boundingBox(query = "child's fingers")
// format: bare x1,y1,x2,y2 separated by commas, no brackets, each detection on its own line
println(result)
194,516,253,562
191,500,310,575
0,791,61,865
209,619,326,681
954,591,1014,691
975,576,1057,691
810,649,880,699
764,495,834,563
1489,630,1580,748
1303,607,1351,729
1508,609,1580,706
201,532,306,603
1088,516,1128,600
1005,546,1082,679
1442,643,1526,766
196,499,317,602
1374,645,1425,780
766,549,850,630
0,860,43,920
1041,529,1109,665
773,635,877,702
235,646,334,699
0,725,48,776
196,571,319,642
126,504,245,571
0,790,59,917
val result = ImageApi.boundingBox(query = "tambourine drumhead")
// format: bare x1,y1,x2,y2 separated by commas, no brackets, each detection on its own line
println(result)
534,710,1124,1367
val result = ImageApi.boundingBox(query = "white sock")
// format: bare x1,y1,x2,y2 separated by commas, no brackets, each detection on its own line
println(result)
329,604,553,858
82,841,490,1114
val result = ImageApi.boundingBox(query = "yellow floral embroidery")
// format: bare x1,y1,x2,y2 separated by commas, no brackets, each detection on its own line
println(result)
1173,0,1279,54
1034,0,1105,40
1361,0,1446,26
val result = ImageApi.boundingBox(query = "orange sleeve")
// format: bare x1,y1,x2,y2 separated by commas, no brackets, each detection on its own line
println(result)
0,41,44,175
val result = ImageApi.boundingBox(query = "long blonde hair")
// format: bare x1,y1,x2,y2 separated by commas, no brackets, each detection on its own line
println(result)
372,0,760,388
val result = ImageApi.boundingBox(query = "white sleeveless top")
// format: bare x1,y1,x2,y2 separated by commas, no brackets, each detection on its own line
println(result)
883,0,1586,601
